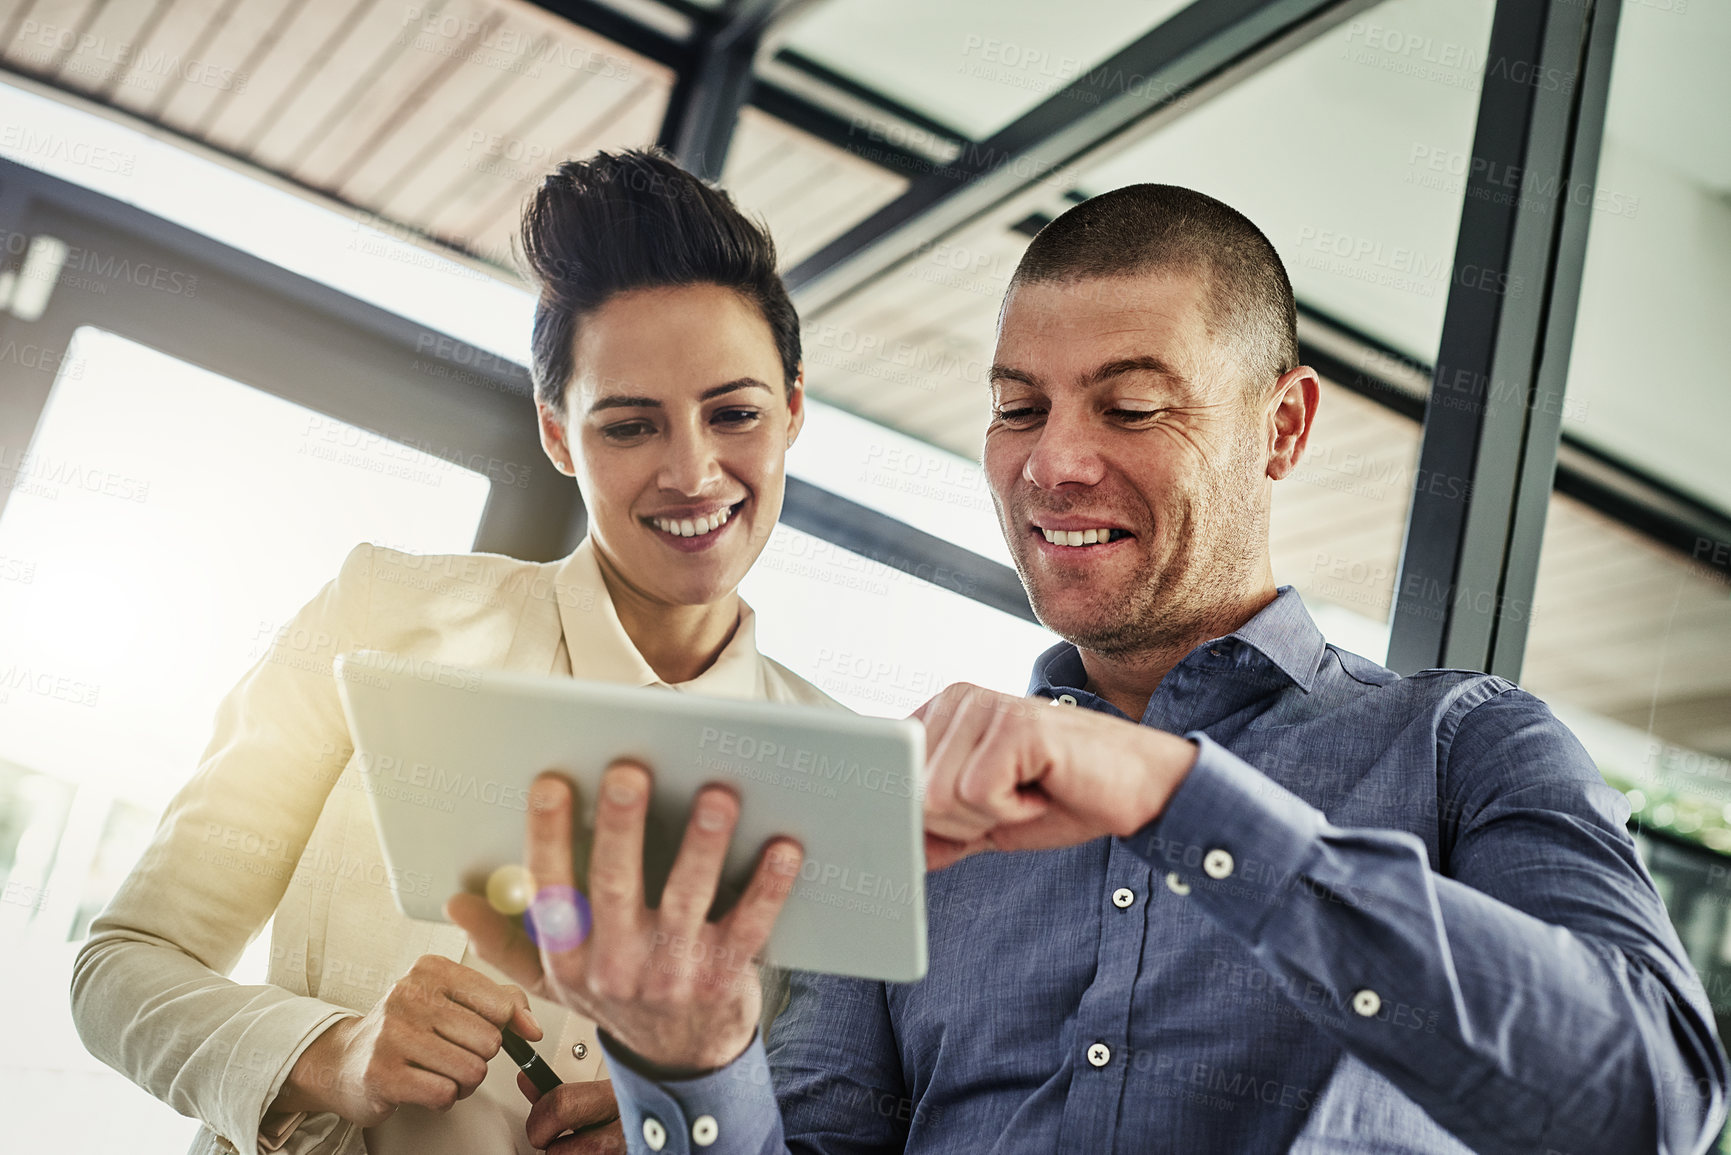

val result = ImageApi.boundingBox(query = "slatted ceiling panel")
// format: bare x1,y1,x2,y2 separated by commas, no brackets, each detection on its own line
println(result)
445,66,652,234
103,0,226,115
720,108,799,193
1525,496,1731,754
12,0,98,76
1548,600,1727,665
46,0,156,91
155,0,298,131
720,106,905,269
246,0,418,171
784,174,905,252
373,50,599,224
0,0,94,64
335,10,548,207
200,0,351,152
457,70,667,257
555,65,662,160
294,0,502,189
1,1,96,76
1536,539,1697,625
435,69,664,249
163,0,250,107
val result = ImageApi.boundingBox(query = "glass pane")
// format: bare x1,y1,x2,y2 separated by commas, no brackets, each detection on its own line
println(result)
1522,486,1731,1085
1080,0,1496,364
0,327,491,1153
792,399,1011,566
0,328,492,806
777,0,1196,140
1522,6,1731,1101
741,524,1055,717
1560,3,1731,511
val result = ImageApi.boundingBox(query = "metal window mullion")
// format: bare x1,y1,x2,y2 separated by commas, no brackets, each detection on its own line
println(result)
1489,0,1622,678
657,0,812,181
1388,0,1622,678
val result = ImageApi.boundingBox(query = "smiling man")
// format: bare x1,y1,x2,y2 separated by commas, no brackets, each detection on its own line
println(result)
455,185,1730,1154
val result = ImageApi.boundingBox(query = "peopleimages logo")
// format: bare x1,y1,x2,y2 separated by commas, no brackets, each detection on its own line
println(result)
696,727,918,798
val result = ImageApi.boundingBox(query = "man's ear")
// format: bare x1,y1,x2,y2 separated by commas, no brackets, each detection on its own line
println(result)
537,400,575,476
785,368,807,448
1265,366,1320,481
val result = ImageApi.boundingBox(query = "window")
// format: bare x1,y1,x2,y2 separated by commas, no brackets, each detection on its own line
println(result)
0,328,490,1154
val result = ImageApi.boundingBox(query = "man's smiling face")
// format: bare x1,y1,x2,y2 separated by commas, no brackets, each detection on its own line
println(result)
984,271,1274,655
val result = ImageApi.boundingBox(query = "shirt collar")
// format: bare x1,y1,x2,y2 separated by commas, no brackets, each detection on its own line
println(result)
552,537,766,699
1027,585,1328,702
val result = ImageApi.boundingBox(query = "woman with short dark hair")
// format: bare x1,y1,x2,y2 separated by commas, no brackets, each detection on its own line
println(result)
71,149,835,1155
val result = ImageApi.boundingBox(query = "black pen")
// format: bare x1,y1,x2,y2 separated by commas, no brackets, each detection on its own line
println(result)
501,1025,564,1094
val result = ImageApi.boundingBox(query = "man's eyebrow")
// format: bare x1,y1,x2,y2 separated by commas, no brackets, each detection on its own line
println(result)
1089,356,1188,387
988,359,1188,391
587,377,772,413
988,365,1040,388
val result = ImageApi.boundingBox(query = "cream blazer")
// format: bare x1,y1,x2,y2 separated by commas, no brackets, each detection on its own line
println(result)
70,538,838,1155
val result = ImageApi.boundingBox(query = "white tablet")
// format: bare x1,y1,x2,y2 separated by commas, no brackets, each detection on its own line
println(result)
331,649,928,982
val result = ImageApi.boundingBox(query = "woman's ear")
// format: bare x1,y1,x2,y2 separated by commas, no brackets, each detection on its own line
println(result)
785,369,807,449
537,400,576,476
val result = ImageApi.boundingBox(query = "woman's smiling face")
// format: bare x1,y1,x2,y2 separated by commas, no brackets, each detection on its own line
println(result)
538,283,803,607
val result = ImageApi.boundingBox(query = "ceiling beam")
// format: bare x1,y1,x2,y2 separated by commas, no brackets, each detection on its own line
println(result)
657,0,815,180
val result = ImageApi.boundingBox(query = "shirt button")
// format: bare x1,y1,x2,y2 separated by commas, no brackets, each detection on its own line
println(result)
1203,848,1234,879
642,1117,667,1151
1164,871,1191,896
692,1114,719,1146
1111,887,1135,909
1086,1042,1112,1068
1057,693,1078,706
1353,989,1382,1017
571,1042,587,1060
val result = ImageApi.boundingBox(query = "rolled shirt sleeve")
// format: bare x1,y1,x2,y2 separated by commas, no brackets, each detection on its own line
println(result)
1124,699,1728,1155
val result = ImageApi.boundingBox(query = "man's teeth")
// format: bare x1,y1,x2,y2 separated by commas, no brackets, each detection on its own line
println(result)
1039,527,1122,547
653,506,734,537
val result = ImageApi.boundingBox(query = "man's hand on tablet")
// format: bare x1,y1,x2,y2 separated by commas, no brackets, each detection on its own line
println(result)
914,683,1199,870
447,763,803,1074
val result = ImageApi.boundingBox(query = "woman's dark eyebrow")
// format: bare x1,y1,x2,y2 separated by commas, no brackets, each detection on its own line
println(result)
587,378,773,413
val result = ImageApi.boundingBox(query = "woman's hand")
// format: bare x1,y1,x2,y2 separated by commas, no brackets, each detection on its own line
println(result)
268,954,541,1126
448,764,802,1074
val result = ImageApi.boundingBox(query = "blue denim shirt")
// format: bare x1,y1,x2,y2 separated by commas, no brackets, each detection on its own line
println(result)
602,587,1728,1153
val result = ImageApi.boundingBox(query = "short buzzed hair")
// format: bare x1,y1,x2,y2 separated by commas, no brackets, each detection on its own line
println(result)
1010,185,1299,396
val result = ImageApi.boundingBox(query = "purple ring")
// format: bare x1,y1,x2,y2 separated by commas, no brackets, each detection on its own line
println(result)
525,885,591,952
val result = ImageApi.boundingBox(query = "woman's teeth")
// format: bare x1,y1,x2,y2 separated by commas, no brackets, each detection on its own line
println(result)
653,506,734,538
1040,527,1126,547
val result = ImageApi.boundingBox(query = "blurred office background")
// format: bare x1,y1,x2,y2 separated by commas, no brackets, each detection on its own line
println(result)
0,0,1724,1149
